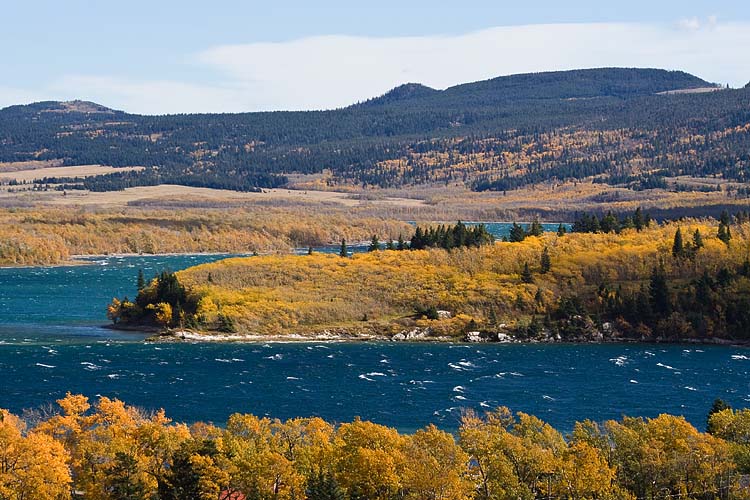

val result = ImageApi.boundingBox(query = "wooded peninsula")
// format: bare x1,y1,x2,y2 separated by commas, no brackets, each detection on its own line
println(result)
108,212,750,344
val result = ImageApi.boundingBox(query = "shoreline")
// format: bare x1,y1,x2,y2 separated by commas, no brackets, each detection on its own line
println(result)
107,326,750,348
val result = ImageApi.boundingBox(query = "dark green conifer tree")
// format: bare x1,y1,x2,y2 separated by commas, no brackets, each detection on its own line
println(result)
540,247,551,274
103,452,148,500
397,233,406,251
693,229,704,249
718,222,732,244
367,235,380,252
649,266,671,317
339,239,348,257
509,223,527,242
633,207,645,231
306,471,345,500
137,269,145,291
527,218,544,237
521,262,534,284
672,228,684,258
707,398,731,434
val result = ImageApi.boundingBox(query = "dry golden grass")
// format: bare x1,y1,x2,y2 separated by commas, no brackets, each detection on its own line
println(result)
0,183,427,209
0,206,413,265
0,164,143,182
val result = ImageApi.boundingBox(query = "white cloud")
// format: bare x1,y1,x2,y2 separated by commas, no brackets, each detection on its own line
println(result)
6,18,750,114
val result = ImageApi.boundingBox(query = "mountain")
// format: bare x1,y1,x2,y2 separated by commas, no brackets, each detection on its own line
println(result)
0,68,747,193
358,83,439,107
363,68,712,108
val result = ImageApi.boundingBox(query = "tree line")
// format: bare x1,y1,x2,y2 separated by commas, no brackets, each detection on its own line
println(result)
3,393,750,499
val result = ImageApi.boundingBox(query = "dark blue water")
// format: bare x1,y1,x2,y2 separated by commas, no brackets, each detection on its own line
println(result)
1,222,747,432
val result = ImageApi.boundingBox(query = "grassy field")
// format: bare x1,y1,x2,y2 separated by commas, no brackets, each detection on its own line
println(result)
0,164,143,183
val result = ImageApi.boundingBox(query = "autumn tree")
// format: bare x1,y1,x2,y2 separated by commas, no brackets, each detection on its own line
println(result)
401,425,473,500
0,410,71,500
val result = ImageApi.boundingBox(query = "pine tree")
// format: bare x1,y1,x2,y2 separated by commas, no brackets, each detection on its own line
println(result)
740,258,750,277
707,398,731,434
634,207,644,231
410,227,425,250
509,223,526,242
718,222,732,244
339,239,348,257
527,217,543,237
137,269,145,291
672,228,684,258
693,229,704,249
306,471,345,500
540,247,551,274
600,211,619,234
557,223,567,236
367,235,380,252
720,209,731,226
104,452,148,500
396,233,406,251
649,266,671,317
521,262,534,284
307,246,314,255
386,238,395,250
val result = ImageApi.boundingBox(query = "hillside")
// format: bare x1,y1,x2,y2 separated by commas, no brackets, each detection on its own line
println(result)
1,68,748,197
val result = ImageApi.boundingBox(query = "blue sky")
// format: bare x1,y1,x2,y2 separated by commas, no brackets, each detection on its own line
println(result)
3,0,749,113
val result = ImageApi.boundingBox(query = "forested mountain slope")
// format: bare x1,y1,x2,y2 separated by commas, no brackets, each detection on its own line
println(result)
1,68,747,193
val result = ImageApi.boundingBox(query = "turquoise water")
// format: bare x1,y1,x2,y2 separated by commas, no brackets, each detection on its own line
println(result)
1,223,747,432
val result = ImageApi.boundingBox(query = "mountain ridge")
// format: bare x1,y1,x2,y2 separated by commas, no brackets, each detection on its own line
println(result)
0,67,747,195
3,67,714,116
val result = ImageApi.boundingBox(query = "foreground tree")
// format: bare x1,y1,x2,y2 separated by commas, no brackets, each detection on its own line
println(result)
0,409,71,500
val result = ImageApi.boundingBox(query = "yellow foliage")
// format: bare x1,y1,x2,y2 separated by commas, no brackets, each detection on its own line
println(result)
175,221,750,337
0,396,744,499
0,409,71,500
0,206,412,265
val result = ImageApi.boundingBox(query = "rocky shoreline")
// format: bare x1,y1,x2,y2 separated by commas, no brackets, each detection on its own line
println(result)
119,323,750,347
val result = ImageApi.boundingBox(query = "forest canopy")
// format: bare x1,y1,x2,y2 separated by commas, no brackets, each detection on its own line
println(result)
1,394,749,500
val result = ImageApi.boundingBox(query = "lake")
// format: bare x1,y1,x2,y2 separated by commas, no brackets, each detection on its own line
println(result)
1,222,748,432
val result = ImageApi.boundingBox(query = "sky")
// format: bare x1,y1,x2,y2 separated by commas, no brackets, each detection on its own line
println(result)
2,0,750,114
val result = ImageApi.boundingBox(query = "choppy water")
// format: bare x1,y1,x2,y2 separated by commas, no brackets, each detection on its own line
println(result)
1,223,747,432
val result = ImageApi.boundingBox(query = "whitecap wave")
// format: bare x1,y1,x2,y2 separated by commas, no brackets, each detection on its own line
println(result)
609,356,628,366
